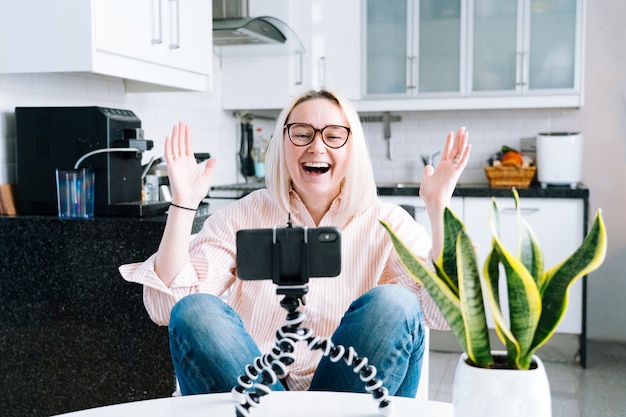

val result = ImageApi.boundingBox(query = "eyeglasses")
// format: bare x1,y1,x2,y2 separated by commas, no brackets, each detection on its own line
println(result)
284,123,351,149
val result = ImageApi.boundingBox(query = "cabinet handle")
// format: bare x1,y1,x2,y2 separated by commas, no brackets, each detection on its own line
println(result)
521,51,528,87
516,51,527,86
169,0,180,50
151,0,162,45
500,207,539,215
295,52,303,86
406,56,416,90
319,56,326,89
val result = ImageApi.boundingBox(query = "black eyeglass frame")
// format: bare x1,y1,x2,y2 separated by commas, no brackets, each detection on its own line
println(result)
284,123,351,149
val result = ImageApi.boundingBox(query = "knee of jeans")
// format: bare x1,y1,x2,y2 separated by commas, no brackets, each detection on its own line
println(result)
169,293,223,332
364,285,423,322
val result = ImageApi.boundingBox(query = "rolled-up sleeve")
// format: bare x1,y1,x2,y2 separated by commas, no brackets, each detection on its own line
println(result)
118,209,237,326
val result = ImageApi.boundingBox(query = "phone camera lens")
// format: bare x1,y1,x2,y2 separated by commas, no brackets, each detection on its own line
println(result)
319,233,337,242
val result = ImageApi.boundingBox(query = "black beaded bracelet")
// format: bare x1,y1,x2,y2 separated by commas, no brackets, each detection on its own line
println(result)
170,203,198,212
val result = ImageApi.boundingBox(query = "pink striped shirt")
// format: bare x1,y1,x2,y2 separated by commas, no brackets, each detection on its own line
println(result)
119,189,448,391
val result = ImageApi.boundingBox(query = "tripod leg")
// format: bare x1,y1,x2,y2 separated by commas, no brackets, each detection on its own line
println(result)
231,294,306,416
232,348,292,417
230,291,393,416
307,337,394,416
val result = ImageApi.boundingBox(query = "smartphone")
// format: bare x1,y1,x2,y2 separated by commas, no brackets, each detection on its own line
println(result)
236,226,341,285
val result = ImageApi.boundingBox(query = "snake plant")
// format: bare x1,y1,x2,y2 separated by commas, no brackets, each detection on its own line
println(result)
380,189,607,370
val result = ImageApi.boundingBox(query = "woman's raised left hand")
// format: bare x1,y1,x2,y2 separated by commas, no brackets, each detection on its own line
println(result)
419,127,471,213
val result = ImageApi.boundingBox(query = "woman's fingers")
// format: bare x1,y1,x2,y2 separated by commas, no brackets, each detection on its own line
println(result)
442,129,455,160
179,121,191,158
448,127,470,167
165,121,194,162
165,123,178,163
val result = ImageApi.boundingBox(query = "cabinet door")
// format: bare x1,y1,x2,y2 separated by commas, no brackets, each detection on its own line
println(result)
0,0,210,91
0,0,93,73
416,0,463,94
220,53,298,110
310,0,362,100
95,0,211,74
364,0,462,97
463,197,584,334
365,0,410,96
469,0,520,92
94,0,163,65
220,0,310,110
469,0,581,95
526,0,580,91
356,0,582,111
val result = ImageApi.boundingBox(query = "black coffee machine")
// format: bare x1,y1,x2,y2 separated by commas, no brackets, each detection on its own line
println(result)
15,106,170,216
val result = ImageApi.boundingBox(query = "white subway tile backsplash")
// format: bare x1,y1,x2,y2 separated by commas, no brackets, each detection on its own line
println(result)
368,108,581,184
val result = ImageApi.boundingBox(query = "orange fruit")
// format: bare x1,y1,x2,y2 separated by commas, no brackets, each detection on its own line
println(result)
501,151,523,168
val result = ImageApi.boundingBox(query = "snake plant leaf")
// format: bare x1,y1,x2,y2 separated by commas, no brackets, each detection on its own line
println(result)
436,208,466,296
456,230,493,367
492,236,542,369
483,244,521,366
380,220,468,354
512,190,544,286
487,192,542,368
529,210,607,355
486,197,522,363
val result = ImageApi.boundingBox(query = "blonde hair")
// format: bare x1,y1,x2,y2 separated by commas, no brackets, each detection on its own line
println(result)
265,89,378,225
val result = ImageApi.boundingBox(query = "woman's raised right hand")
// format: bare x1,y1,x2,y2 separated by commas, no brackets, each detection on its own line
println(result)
164,121,216,209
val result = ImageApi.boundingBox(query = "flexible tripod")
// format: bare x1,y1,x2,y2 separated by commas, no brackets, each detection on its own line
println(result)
230,284,394,417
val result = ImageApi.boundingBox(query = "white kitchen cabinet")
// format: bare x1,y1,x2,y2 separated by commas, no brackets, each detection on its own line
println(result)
219,0,362,110
308,0,363,100
219,0,583,111
365,0,463,99
468,0,583,98
219,0,310,110
220,51,304,110
463,196,585,334
356,0,583,111
379,195,464,238
0,0,212,92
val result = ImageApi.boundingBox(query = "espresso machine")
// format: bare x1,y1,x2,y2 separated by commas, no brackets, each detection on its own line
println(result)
15,106,170,216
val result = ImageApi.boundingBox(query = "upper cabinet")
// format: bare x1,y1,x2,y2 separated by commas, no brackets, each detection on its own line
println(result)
0,0,212,92
220,0,583,111
358,0,584,111
219,0,311,110
468,0,582,97
365,0,463,99
309,0,363,100
219,0,363,110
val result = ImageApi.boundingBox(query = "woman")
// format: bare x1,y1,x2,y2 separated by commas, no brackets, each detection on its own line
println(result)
119,89,470,398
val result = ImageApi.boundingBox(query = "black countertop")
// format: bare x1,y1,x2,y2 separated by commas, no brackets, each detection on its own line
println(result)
377,182,589,199
210,182,590,200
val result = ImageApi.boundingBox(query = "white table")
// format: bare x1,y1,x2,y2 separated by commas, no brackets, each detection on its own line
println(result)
53,391,453,417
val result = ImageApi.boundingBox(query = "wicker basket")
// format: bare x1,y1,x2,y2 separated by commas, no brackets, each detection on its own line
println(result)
484,166,537,188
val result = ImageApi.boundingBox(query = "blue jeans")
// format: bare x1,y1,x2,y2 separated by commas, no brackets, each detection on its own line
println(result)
168,284,425,398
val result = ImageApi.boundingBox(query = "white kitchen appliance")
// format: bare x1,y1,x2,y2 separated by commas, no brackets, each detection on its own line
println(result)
536,132,583,189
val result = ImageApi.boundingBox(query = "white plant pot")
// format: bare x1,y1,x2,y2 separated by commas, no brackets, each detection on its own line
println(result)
452,352,551,417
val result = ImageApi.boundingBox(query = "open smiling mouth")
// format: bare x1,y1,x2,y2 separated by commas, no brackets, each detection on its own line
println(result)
303,162,331,174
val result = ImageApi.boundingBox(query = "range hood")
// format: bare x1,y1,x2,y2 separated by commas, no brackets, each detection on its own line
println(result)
213,0,290,46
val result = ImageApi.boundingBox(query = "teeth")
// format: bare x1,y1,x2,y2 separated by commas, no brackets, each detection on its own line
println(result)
303,162,330,168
